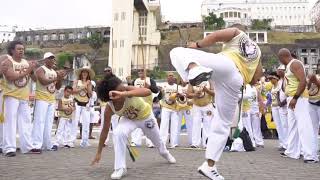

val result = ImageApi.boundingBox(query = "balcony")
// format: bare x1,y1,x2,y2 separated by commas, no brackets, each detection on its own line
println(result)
134,0,149,12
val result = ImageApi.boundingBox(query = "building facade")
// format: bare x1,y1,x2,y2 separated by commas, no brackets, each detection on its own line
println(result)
201,0,314,31
109,0,161,80
0,25,17,43
15,26,110,47
294,39,320,74
311,0,320,32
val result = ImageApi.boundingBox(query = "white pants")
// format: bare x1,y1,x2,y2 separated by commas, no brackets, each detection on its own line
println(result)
242,111,256,147
250,110,264,146
113,114,169,170
159,107,179,147
103,113,120,144
32,100,55,150
279,106,288,148
284,97,318,161
309,103,320,152
192,104,214,147
54,117,73,146
3,96,34,153
272,106,288,148
177,109,193,145
170,47,243,161
74,104,91,147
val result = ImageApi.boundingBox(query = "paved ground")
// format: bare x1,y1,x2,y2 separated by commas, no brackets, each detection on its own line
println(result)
0,129,320,180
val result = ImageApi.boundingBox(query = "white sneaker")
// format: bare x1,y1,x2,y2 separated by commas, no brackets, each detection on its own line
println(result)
111,168,127,180
198,161,224,180
161,153,176,164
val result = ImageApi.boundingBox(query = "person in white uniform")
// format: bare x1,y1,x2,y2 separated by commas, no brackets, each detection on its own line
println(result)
0,54,8,154
170,26,263,179
32,52,66,152
278,48,318,163
72,66,94,148
188,80,215,148
268,72,287,150
1,41,41,157
307,74,320,153
91,75,176,180
159,72,180,148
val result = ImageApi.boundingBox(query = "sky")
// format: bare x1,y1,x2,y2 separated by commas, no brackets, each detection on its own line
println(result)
0,0,317,29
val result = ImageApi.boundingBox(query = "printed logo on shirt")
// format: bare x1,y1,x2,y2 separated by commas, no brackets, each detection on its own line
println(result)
123,106,139,119
239,36,259,62
13,67,28,88
309,84,319,96
79,89,87,97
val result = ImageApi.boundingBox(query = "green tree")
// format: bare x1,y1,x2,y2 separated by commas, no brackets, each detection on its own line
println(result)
24,48,43,59
203,13,226,30
148,66,167,80
263,55,279,72
251,19,272,30
57,52,74,69
86,32,104,65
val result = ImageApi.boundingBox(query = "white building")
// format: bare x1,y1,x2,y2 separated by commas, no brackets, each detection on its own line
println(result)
311,0,320,32
0,25,16,43
201,0,313,28
109,0,161,80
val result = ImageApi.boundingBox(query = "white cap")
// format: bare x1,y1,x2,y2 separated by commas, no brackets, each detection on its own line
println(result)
278,65,285,70
43,52,55,59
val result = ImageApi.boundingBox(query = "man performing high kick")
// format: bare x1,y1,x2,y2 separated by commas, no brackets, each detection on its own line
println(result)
170,25,263,180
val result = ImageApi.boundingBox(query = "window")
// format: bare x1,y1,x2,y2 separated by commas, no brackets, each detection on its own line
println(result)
139,11,147,41
69,33,75,40
77,32,84,39
237,12,240,18
121,12,126,20
3,33,5,36
244,13,247,18
301,49,307,53
119,67,123,76
51,33,57,40
258,33,264,43
27,36,32,42
229,12,233,18
86,32,91,38
220,13,223,18
114,13,119,21
43,35,49,41
113,40,117,48
303,57,308,64
311,49,317,53
35,35,40,41
233,12,237,18
59,34,65,40
120,40,124,47
224,12,228,18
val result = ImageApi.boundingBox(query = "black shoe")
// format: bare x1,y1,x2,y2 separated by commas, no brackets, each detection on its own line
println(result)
304,159,319,164
189,71,212,86
27,148,42,154
0,148,2,154
49,145,58,151
280,152,288,158
64,145,71,148
278,147,286,151
5,152,16,157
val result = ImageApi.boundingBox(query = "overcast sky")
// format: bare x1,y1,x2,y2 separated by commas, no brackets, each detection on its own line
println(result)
0,0,317,29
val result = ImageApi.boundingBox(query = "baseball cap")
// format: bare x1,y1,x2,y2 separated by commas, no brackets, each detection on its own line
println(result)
43,52,55,59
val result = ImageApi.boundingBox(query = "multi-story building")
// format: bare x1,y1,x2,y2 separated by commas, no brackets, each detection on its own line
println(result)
0,25,17,43
15,26,110,46
201,0,314,31
311,0,320,32
109,0,161,80
295,39,320,74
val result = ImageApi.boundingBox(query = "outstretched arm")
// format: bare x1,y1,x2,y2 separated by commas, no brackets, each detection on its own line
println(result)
124,86,152,97
190,28,241,48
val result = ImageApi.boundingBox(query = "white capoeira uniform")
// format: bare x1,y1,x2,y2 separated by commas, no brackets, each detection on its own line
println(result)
73,80,91,147
308,80,320,153
130,77,154,147
32,65,57,150
2,57,35,154
250,84,264,146
89,91,99,124
271,80,288,149
176,85,193,145
170,31,261,162
190,81,214,148
54,96,74,147
108,96,173,170
159,82,180,148
0,81,3,152
283,59,318,161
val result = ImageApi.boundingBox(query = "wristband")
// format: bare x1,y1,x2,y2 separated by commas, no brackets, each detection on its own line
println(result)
293,94,300,100
196,42,202,48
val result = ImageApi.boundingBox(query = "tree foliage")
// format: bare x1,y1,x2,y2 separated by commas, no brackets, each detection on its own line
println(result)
86,32,104,65
57,52,74,69
251,19,272,30
203,13,226,30
263,55,279,72
24,48,43,59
